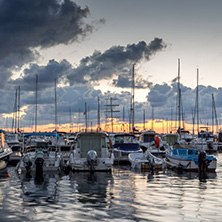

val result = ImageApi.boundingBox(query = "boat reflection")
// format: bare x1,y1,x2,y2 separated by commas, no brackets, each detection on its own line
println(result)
166,169,217,181
69,171,113,205
18,170,61,204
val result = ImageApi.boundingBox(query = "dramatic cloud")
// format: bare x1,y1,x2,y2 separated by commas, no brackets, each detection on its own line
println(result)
10,59,72,91
67,38,166,85
0,0,95,87
112,73,153,89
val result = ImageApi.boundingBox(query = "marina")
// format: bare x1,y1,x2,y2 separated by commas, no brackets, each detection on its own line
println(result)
0,152,221,222
1,0,222,221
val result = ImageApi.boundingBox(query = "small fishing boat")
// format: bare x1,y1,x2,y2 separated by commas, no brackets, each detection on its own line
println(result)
0,133,13,171
70,132,114,172
128,152,164,171
113,133,142,162
165,146,217,172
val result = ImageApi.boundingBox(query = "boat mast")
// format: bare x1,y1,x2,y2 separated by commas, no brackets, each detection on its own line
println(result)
18,86,20,132
35,74,38,132
85,102,88,132
196,68,199,134
132,64,135,131
177,58,181,135
143,109,145,131
55,79,58,131
97,96,100,131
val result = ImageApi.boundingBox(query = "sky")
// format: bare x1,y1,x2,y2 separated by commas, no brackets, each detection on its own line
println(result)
0,0,222,133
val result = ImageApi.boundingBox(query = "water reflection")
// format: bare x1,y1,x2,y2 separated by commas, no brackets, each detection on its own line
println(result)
69,171,113,206
18,171,61,205
166,169,217,181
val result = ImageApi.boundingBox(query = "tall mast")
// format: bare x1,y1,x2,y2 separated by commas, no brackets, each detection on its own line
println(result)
196,68,199,134
97,96,100,131
85,102,88,132
143,109,145,131
18,86,20,132
35,74,38,132
178,58,181,134
151,107,154,130
55,79,58,131
132,64,135,131
69,106,72,133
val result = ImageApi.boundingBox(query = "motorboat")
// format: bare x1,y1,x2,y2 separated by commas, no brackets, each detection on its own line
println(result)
192,128,218,152
57,138,73,170
128,151,164,171
113,133,142,162
5,133,22,163
69,132,114,172
0,133,13,171
15,132,61,173
165,146,217,172
139,130,169,156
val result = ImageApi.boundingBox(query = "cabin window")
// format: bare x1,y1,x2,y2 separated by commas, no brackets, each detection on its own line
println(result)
173,149,178,155
101,137,106,148
115,137,124,143
188,149,193,155
80,135,101,158
143,135,155,143
178,149,187,155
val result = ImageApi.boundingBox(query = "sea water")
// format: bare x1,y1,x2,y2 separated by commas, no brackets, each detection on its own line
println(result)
1,153,222,222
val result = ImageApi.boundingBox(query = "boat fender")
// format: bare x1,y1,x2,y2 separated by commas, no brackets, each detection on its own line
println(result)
154,135,160,148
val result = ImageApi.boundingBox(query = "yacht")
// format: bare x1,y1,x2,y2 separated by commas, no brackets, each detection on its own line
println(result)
70,132,114,172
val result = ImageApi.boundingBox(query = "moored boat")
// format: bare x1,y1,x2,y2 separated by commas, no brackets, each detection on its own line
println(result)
128,152,164,171
0,133,13,171
165,146,217,172
70,132,114,172
113,133,142,162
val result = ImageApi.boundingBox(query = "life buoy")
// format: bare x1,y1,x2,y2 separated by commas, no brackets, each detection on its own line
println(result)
154,135,160,148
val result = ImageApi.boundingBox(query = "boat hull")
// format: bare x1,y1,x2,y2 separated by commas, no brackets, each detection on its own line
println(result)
165,156,217,172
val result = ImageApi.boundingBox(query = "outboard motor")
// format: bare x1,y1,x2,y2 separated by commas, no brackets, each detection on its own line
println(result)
87,150,97,172
34,149,44,172
23,155,32,172
207,141,214,152
198,151,208,172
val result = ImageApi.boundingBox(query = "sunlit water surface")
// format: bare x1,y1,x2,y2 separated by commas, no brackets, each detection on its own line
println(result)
1,153,222,222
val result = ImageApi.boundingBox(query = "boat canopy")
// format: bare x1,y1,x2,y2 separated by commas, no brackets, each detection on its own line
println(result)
24,132,60,138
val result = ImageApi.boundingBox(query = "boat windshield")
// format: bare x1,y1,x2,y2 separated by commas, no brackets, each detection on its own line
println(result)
143,134,155,143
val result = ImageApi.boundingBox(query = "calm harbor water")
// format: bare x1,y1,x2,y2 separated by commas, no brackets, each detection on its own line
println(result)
1,153,222,222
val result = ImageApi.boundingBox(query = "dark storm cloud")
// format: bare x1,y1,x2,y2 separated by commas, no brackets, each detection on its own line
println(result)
0,0,95,87
67,38,166,85
10,59,72,91
112,73,153,89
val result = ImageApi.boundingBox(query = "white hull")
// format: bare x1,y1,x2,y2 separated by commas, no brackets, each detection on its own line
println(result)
114,149,142,162
16,151,61,172
165,156,217,172
128,152,164,170
70,152,114,171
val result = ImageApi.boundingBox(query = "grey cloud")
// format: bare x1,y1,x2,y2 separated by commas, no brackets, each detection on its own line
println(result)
67,38,166,85
0,0,95,87
112,73,153,89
